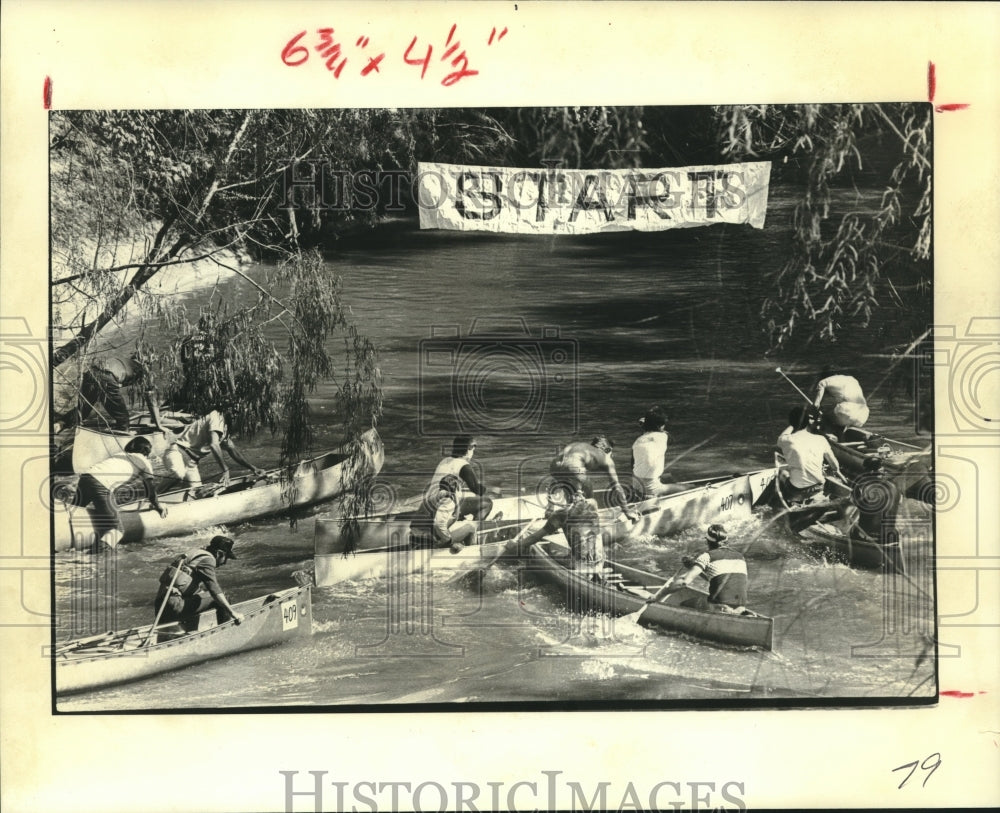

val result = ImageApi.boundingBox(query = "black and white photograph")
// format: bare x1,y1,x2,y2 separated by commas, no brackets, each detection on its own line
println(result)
2,2,998,811
48,103,937,710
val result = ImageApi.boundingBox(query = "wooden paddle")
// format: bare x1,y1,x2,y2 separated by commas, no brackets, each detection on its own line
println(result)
621,563,689,625
443,518,546,585
142,554,186,647
775,366,813,404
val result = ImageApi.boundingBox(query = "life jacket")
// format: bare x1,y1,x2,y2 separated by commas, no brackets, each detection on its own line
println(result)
702,546,748,607
428,457,468,498
158,549,214,596
564,499,602,566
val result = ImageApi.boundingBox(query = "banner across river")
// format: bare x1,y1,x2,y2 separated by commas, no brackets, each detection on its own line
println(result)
416,161,771,234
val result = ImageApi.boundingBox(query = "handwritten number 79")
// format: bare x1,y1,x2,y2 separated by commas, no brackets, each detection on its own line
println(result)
892,753,941,789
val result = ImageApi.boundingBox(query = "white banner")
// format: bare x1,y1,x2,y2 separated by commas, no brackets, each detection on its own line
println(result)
417,161,771,234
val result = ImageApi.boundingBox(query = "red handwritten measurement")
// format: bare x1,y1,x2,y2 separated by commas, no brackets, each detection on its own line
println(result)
281,24,507,86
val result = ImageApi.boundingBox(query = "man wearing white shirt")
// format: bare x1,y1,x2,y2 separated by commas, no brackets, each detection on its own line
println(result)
776,406,843,503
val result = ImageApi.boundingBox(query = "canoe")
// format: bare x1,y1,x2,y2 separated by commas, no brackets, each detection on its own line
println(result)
830,427,933,505
314,492,551,556
53,412,194,475
526,540,774,650
313,468,777,586
52,428,385,551
795,521,906,574
314,513,532,586
55,585,312,694
592,467,777,543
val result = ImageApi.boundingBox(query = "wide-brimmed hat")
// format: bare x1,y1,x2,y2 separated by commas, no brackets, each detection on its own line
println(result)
208,535,237,559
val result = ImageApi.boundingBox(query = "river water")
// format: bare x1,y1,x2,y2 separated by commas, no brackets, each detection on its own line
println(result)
55,185,936,711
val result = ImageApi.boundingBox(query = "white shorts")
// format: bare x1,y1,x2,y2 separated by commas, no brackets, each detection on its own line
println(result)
831,401,869,428
163,446,202,486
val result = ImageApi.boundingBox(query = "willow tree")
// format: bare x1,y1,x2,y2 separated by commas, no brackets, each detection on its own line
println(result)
50,109,390,464
713,103,932,352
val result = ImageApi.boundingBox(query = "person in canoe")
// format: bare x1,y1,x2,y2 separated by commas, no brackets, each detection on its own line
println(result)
812,369,869,439
776,406,845,504
426,435,501,522
155,406,264,499
58,351,154,432
505,489,610,582
562,494,607,580
153,535,244,633
846,457,902,544
71,436,168,550
550,435,639,521
630,406,688,499
420,474,481,554
667,524,749,614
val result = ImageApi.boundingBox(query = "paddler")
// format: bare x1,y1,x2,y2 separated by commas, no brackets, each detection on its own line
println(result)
667,524,749,614
776,406,844,504
847,457,902,544
550,435,639,521
428,474,480,554
155,405,263,499
153,535,244,632
630,406,688,498
60,350,154,432
426,435,500,522
72,436,168,550
813,369,869,439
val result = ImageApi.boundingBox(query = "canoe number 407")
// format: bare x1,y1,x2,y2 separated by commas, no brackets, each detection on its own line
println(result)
720,493,747,512
281,600,299,631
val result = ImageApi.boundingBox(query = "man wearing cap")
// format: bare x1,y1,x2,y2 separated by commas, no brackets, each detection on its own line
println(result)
153,535,244,632
668,524,749,613
550,435,639,521
847,457,902,543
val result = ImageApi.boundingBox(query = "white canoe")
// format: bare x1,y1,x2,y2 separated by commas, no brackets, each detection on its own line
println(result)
55,585,312,694
53,429,384,551
313,468,777,586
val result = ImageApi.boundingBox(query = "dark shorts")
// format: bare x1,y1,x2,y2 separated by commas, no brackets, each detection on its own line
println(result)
75,473,121,536
154,590,231,632
458,495,492,521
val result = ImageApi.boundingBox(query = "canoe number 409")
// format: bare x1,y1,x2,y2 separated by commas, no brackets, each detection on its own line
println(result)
281,600,299,630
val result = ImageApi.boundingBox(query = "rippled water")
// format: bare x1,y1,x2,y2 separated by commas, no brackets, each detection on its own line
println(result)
55,191,936,711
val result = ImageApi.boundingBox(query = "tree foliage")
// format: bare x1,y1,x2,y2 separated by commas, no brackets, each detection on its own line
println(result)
50,110,392,462
713,103,932,350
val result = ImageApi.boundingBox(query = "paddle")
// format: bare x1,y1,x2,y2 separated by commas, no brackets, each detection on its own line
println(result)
444,518,546,585
621,563,689,625
775,367,813,404
142,554,186,647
